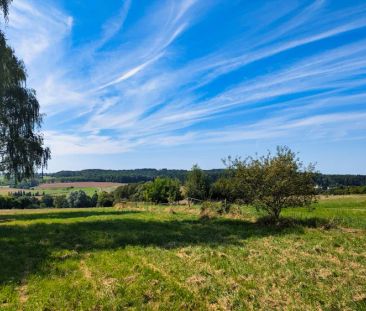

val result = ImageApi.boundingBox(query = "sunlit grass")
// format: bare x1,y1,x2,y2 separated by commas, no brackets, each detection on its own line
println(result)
0,196,365,310
282,195,366,229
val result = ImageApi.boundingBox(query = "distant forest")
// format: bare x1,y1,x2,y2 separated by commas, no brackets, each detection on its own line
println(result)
48,169,222,183
44,169,366,188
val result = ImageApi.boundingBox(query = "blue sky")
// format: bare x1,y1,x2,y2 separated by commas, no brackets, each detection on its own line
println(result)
4,0,366,173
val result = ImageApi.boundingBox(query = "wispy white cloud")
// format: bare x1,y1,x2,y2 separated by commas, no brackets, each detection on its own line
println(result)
201,111,366,144
44,131,134,155
96,52,164,90
5,0,366,159
93,0,131,51
7,0,73,63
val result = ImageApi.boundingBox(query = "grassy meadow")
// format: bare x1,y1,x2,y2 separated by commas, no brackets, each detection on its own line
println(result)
0,196,365,310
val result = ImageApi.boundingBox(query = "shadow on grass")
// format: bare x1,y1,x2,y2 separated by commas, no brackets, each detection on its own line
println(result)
257,215,339,229
0,209,141,221
0,210,307,286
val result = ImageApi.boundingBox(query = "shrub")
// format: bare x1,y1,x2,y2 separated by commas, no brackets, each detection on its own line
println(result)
143,177,182,204
91,192,98,207
224,146,317,220
0,195,16,209
199,201,231,220
113,184,140,202
14,196,39,209
210,177,241,203
41,194,54,208
130,184,146,201
67,191,92,208
185,165,210,201
54,195,69,208
97,191,114,207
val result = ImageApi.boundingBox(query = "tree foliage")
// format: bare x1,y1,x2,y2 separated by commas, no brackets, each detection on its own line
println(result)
97,191,114,207
211,176,240,202
54,195,69,208
224,146,317,219
67,190,92,208
41,194,54,208
0,0,11,20
143,177,182,203
114,184,141,202
0,1,50,182
185,165,210,201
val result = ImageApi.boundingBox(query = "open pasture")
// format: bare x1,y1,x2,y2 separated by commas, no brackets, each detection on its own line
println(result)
34,182,124,196
36,182,123,189
0,187,24,196
0,196,365,310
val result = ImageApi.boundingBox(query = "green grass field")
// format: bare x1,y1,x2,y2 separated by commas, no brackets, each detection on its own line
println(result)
0,196,365,310
30,186,100,196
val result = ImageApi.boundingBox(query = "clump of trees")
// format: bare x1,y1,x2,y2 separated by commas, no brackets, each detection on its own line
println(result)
0,194,49,209
113,178,184,204
53,190,98,208
112,147,316,220
0,190,100,209
1,194,38,209
114,183,143,202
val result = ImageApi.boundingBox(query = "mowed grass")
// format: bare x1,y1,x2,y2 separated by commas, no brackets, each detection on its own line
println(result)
0,197,365,310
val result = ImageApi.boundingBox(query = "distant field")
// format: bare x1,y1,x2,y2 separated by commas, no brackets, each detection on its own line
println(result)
0,196,365,310
0,182,124,196
37,182,124,189
0,187,23,195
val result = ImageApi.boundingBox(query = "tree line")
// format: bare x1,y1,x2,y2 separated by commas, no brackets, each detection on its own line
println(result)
40,169,366,189
45,168,223,184
0,190,115,209
2,170,365,193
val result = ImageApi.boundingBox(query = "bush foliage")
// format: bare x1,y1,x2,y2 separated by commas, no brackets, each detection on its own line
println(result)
221,146,317,219
142,177,182,203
